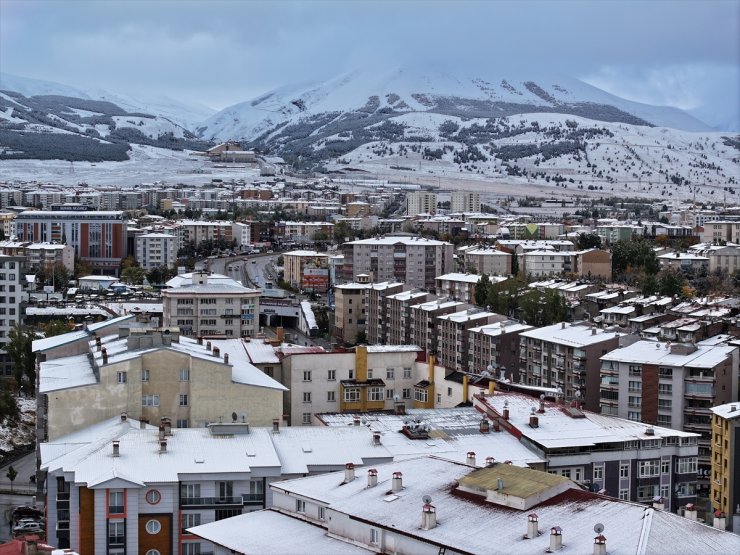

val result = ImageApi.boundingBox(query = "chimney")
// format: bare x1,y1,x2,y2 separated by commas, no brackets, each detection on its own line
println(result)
503,400,510,420
684,503,698,521
197,336,203,345
120,412,128,423
392,471,403,492
213,346,220,358
372,431,382,446
549,526,563,552
713,510,727,530
206,341,212,351
353,416,361,426
344,462,355,483
561,322,566,329
592,328,597,335
112,440,120,457
139,419,146,429
158,425,166,440
421,503,437,530
224,353,229,364
159,438,167,453
479,418,490,434
538,396,546,413
593,534,607,555
529,410,539,428
101,347,108,365
272,418,280,433
367,468,378,488
526,513,539,539
485,456,495,467
466,451,476,466
652,496,664,510
163,418,172,436
95,335,102,350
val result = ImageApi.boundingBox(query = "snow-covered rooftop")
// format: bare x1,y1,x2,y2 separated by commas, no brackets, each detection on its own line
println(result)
710,402,740,420
601,340,735,368
347,236,449,246
519,322,619,347
32,314,135,352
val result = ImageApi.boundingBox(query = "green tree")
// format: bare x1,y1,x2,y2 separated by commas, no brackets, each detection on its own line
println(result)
658,270,685,297
0,381,19,423
474,274,491,307
6,465,17,492
576,233,602,250
511,252,519,277
355,330,367,345
6,325,35,395
121,266,146,285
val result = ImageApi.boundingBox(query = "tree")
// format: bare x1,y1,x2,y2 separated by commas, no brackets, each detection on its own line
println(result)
576,233,602,250
6,465,17,492
474,274,491,307
355,330,367,345
0,381,19,423
6,325,35,396
121,255,138,270
73,256,92,278
511,252,519,277
121,266,146,285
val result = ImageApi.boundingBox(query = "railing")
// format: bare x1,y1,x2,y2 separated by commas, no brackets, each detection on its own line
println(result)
56,492,70,501
109,505,124,514
180,496,246,507
108,536,125,546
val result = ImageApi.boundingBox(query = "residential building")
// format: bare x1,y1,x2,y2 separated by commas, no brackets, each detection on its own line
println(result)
341,236,454,291
232,221,252,248
576,248,613,281
468,321,534,381
365,282,406,345
409,298,466,357
706,245,740,274
463,247,512,276
522,249,575,277
436,309,502,371
0,241,74,273
701,221,740,244
450,191,481,213
0,255,24,377
276,221,334,244
282,250,330,292
0,210,16,237
710,403,740,531
179,220,233,249
658,252,710,271
435,272,507,304
405,191,437,216
519,322,621,411
34,320,286,440
385,290,432,346
14,210,128,275
600,339,739,494
334,280,371,344
135,232,177,271
162,272,261,338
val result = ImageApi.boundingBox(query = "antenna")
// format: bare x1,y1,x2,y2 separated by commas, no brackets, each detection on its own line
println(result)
594,523,605,534
422,494,433,504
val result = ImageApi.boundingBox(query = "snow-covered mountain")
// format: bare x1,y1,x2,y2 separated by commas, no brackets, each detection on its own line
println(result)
197,65,713,145
0,72,215,129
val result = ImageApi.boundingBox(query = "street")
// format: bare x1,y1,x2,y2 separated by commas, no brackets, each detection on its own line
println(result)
0,451,40,542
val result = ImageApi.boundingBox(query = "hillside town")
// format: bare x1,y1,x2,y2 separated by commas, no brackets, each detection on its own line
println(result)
0,144,739,554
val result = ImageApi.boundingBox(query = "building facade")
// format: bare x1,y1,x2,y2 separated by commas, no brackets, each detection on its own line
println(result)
710,402,740,530
135,233,177,271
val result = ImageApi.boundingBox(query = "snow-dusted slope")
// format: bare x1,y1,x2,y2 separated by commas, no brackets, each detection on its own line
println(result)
198,64,711,142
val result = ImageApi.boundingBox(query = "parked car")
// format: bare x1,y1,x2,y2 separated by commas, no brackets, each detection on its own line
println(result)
13,521,43,534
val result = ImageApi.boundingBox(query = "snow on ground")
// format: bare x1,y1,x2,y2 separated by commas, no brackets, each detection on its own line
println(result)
0,397,35,455
61,107,104,118
0,107,26,123
111,115,186,138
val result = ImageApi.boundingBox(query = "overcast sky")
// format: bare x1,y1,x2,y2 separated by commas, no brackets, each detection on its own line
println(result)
1,0,738,127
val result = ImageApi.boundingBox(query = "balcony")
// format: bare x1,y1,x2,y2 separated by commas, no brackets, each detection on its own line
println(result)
180,496,246,508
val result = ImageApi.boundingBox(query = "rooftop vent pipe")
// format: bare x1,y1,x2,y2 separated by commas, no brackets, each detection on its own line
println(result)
526,513,538,539
112,440,120,457
367,468,378,488
549,526,563,552
392,471,403,492
159,439,167,453
466,452,476,466
593,534,607,555
344,463,355,483
421,503,437,530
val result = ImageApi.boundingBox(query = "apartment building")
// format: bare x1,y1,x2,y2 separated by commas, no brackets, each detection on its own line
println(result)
523,249,575,277
334,280,371,344
468,321,534,381
14,210,128,275
0,210,15,236
436,309,502,371
0,255,24,377
519,322,621,411
179,220,233,248
600,339,738,494
34,322,286,441
282,250,330,292
341,236,454,291
405,191,437,216
135,232,177,270
409,298,466,358
710,402,740,530
463,247,512,276
435,272,508,304
162,272,261,338
385,290,432,346
450,191,481,213
701,221,740,244
0,240,74,273
365,282,406,345
276,221,334,243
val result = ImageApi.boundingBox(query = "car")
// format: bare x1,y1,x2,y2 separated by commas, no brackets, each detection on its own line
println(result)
251,260,257,264
266,250,274,253
13,522,43,533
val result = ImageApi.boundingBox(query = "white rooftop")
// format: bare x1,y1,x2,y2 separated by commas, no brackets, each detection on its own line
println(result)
601,340,735,368
348,236,450,246
710,402,740,420
32,314,135,353
519,322,620,347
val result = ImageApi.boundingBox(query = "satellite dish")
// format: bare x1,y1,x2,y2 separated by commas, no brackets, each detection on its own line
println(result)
422,494,433,504
575,390,582,399
394,394,400,402
231,412,238,423
540,394,545,400
594,523,605,534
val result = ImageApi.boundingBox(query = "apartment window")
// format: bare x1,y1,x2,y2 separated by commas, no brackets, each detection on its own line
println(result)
318,506,326,521
637,485,660,501
303,392,312,403
296,499,306,513
302,413,311,425
629,365,642,376
179,394,189,406
386,368,394,379
676,457,698,474
303,370,312,382
447,387,452,396
182,513,201,530
180,369,190,381
661,460,670,474
593,466,604,480
327,391,336,402
327,369,336,381
619,489,629,501
141,369,150,382
116,371,127,384
403,367,412,378
108,520,125,545
402,388,411,399
367,369,373,379
348,369,355,380
639,460,660,478
386,388,394,400
142,394,160,407
436,393,441,404
619,464,630,479
414,388,428,403
628,380,642,392
183,543,201,555
658,399,672,411
344,388,360,402
177,419,189,428
370,528,379,545
628,396,641,408
658,383,672,395
109,491,124,514
369,387,383,402
145,519,161,534
627,411,641,421
659,367,673,378
181,483,200,501
657,415,672,426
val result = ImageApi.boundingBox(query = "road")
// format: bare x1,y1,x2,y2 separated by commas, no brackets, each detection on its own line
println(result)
0,451,41,542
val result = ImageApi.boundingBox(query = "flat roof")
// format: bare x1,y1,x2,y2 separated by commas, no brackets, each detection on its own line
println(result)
519,322,619,347
601,340,735,368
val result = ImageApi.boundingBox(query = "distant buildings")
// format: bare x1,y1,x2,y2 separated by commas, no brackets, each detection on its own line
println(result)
282,250,330,292
135,232,177,270
0,255,24,377
405,191,437,216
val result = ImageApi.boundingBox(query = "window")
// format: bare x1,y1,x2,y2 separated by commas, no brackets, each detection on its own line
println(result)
629,365,642,376
179,394,189,406
302,412,311,425
344,388,360,402
675,482,696,497
369,387,383,402
619,489,629,500
181,483,200,501
142,394,160,407
637,485,659,501
370,528,379,545
303,370,312,382
116,371,127,384
658,399,672,411
386,368,394,379
403,367,412,379
628,380,642,392
303,392,312,403
659,367,673,378
182,513,201,530
180,369,189,381
658,383,672,395
145,489,161,505
628,396,641,408
367,369,373,379
327,369,336,381
593,466,604,480
145,519,161,534
661,460,670,474
386,388,394,400
296,499,306,513
318,506,326,521
183,544,201,555
108,520,125,544
218,481,233,500
657,414,672,426
348,369,355,380
447,387,452,396
109,491,124,514
414,388,428,403
142,369,150,382
402,388,411,399
639,460,660,478
327,391,336,402
177,419,189,428
146,551,160,555
436,393,441,404
676,457,698,474
619,464,630,479
560,469,571,478
628,411,641,421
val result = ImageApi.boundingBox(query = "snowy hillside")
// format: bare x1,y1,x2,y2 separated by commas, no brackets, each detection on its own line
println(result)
198,64,711,143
